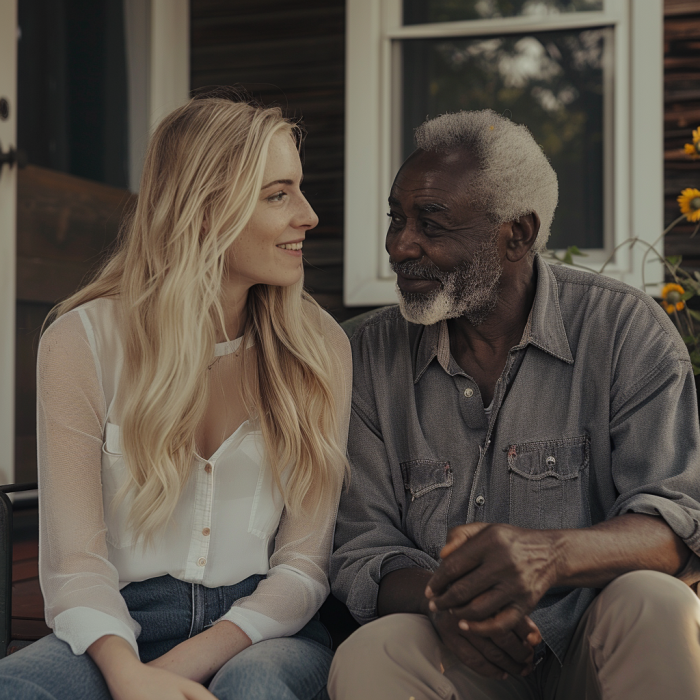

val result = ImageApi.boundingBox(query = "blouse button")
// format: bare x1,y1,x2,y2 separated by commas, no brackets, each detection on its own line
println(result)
475,495,485,506
202,528,211,536
464,387,474,398
204,464,212,474
197,557,207,567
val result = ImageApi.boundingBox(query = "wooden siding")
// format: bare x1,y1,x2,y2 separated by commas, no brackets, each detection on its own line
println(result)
664,0,700,268
190,0,373,322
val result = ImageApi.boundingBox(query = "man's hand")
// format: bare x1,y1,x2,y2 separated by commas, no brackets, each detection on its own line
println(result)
429,608,542,679
377,567,542,678
426,522,558,637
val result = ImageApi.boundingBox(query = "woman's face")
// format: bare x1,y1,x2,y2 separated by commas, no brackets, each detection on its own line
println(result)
225,131,318,290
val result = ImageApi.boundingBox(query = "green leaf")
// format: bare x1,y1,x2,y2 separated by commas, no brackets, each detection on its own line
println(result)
689,308,700,322
682,335,696,345
681,289,696,301
693,365,700,376
666,256,682,267
567,245,588,257
562,251,573,265
690,350,700,366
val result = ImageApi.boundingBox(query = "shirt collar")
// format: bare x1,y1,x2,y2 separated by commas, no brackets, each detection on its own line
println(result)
412,254,574,383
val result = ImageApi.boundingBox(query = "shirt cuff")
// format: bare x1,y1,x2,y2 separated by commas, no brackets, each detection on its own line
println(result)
217,607,288,645
52,606,140,656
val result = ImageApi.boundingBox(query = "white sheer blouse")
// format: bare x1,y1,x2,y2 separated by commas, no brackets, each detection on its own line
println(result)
36,297,351,656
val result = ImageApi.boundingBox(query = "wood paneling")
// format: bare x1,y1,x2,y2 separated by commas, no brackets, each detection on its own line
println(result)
664,1,700,266
15,166,133,482
191,0,375,321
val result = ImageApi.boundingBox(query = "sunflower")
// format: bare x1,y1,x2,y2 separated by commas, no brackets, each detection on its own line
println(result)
678,188,700,223
684,127,700,160
661,283,686,314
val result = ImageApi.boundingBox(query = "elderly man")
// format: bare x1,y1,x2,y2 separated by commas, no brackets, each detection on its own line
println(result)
328,110,700,700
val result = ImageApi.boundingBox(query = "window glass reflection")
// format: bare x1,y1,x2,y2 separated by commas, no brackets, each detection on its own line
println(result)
402,29,607,249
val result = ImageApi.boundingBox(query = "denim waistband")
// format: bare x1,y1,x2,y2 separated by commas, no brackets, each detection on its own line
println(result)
121,573,264,661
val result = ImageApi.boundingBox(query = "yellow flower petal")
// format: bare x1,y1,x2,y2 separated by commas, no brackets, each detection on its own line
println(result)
678,189,700,222
693,127,700,145
662,283,685,300
685,143,700,159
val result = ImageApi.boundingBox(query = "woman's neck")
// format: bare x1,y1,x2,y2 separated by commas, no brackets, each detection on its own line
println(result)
217,277,250,342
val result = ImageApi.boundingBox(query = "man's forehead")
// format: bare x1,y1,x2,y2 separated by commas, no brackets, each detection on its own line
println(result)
392,147,479,196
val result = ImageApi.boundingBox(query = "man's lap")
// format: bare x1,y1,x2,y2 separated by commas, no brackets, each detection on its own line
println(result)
329,571,700,700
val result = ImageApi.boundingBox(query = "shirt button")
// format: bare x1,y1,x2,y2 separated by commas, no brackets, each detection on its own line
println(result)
197,557,207,567
475,495,485,506
204,464,212,474
202,528,211,536
464,387,474,398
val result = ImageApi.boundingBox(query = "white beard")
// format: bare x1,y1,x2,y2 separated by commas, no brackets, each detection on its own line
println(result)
393,237,502,327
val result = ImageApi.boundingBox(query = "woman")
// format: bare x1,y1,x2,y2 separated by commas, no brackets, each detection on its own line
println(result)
0,91,351,700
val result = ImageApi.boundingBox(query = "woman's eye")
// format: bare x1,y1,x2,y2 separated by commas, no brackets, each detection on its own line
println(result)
267,191,287,203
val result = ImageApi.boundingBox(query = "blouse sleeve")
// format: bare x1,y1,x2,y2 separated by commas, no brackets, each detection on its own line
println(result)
37,311,140,655
218,311,352,642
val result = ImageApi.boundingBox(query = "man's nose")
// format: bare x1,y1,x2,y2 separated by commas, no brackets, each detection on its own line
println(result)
386,218,423,262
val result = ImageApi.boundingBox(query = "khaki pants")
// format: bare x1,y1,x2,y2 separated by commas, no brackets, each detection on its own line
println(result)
328,571,700,700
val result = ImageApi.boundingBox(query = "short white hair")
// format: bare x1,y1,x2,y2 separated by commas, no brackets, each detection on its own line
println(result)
414,110,558,251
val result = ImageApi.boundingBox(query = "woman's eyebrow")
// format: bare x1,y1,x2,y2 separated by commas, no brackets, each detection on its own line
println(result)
261,177,301,190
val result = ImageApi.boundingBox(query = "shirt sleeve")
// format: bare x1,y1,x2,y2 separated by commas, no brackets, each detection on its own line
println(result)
330,327,439,626
37,311,140,655
218,311,352,642
608,350,700,562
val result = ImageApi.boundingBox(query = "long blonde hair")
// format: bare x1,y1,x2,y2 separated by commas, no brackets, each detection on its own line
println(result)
50,94,347,542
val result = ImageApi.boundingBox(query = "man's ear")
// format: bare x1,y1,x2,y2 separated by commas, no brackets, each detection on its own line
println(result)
505,212,540,262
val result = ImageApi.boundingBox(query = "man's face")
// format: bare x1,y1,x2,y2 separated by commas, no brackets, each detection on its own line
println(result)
386,148,503,326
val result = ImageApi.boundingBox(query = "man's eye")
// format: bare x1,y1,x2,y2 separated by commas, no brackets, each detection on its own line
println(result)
387,212,403,226
267,191,287,203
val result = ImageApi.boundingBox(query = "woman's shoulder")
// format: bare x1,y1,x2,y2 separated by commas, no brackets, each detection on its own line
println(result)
41,297,121,357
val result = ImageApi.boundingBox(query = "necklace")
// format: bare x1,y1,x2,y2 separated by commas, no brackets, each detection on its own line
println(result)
207,356,222,371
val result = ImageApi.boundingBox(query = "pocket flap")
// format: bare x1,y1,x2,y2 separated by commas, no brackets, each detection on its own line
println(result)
507,436,589,481
400,459,453,498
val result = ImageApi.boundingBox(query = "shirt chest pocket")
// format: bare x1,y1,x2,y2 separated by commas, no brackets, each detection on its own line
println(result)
399,459,453,559
101,422,142,549
507,435,591,531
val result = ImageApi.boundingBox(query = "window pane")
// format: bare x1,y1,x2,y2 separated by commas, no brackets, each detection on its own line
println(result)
401,29,607,249
404,0,603,25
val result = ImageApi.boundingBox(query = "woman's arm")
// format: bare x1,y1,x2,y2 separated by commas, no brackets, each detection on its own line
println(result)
88,635,217,699
38,312,139,653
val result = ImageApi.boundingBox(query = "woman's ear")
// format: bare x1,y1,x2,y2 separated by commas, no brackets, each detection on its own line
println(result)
505,212,540,262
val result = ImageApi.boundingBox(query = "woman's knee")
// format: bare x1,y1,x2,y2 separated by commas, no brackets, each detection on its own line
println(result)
0,634,110,700
209,637,333,700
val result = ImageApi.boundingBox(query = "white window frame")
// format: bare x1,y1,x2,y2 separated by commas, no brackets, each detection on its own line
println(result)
344,0,664,306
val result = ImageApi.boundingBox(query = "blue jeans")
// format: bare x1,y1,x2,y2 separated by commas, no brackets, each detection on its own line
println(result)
0,574,333,700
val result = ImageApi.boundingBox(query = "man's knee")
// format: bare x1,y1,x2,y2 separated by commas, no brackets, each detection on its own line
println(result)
332,614,431,671
594,570,700,638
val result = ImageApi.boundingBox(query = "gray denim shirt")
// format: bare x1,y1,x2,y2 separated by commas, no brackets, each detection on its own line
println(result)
331,255,700,662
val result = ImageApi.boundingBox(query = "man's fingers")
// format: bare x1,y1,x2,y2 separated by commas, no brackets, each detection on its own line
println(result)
462,632,532,678
450,638,512,680
513,616,542,647
439,522,490,559
441,587,510,622
466,605,525,638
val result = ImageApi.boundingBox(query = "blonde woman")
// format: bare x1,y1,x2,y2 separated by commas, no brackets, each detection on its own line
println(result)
0,91,350,700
